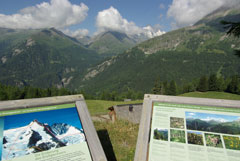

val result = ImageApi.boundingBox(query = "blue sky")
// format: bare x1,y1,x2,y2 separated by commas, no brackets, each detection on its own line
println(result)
3,107,83,130
187,131,202,135
0,0,238,38
186,112,240,123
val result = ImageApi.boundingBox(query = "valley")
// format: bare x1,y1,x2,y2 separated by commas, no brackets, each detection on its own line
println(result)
0,4,239,97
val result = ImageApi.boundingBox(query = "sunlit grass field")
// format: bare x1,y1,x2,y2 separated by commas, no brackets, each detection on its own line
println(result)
180,91,240,100
86,100,142,116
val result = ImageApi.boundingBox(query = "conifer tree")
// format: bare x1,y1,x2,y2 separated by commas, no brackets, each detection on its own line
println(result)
168,80,177,96
227,75,239,94
152,78,162,94
216,76,225,91
208,74,218,91
162,81,169,95
197,76,208,92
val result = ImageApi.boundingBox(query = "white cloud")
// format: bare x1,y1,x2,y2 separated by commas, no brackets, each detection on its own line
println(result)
96,6,165,38
167,0,239,29
188,112,196,116
143,25,165,38
96,6,142,35
63,29,89,39
0,0,88,29
201,117,228,123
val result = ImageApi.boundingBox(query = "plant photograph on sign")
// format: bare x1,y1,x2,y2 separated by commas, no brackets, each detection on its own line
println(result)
187,131,204,145
223,135,240,150
170,117,184,129
153,128,168,141
170,129,186,143
1,107,86,160
185,112,240,135
205,133,223,148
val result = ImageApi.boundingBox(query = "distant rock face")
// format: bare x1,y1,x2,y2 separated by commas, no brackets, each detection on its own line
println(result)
26,38,35,47
51,123,71,135
2,120,85,160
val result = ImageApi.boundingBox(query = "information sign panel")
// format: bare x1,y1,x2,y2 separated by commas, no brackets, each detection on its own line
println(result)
134,94,240,161
0,95,107,161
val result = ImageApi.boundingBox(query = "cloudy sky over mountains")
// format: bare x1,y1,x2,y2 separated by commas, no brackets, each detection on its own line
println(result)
0,0,239,38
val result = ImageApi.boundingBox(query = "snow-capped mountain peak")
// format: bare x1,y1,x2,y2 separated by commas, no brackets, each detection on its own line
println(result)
2,120,85,160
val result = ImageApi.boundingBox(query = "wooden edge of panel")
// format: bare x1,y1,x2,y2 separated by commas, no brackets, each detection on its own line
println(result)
0,94,84,110
76,100,107,161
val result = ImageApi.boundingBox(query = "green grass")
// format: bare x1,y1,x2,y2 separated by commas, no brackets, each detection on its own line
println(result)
180,91,240,100
86,100,141,161
94,120,138,161
85,100,143,116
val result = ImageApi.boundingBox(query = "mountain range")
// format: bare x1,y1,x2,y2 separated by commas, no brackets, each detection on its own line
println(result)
80,4,240,93
0,27,101,88
186,118,240,135
0,5,240,94
2,120,85,160
87,31,137,57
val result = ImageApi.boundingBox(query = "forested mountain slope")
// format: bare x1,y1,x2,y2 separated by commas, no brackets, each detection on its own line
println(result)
0,28,100,88
80,5,240,93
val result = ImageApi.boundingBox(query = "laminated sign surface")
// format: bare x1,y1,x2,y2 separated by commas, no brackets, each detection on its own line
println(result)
0,104,92,161
148,102,240,161
134,95,240,161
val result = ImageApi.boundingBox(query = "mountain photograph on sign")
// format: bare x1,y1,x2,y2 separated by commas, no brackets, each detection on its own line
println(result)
186,112,240,135
1,107,85,160
153,128,168,141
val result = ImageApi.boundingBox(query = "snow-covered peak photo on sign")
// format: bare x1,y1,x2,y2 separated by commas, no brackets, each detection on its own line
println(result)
1,107,86,160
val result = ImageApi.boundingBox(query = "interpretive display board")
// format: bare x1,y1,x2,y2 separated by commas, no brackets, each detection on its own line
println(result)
134,94,240,161
0,95,107,161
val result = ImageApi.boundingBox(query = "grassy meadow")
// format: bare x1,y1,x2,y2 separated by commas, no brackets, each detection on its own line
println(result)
180,91,240,100
86,100,143,116
86,100,141,161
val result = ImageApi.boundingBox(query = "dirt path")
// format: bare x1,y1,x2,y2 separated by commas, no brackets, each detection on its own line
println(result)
91,115,110,122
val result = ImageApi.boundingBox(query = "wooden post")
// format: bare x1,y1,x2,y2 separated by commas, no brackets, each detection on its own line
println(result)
76,101,107,161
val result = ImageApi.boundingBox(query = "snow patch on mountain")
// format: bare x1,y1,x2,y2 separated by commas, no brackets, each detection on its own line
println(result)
2,120,85,160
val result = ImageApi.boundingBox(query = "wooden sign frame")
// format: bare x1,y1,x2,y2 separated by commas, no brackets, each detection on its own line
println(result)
134,94,240,161
0,94,107,161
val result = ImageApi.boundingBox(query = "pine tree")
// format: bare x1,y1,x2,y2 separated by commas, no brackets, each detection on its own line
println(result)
182,83,195,93
168,80,177,96
152,78,162,94
227,75,239,94
162,81,169,95
208,74,218,91
197,76,208,92
0,84,8,100
216,76,225,91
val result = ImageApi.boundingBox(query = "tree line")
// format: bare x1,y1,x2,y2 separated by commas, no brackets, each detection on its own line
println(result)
80,88,144,101
151,74,240,96
0,74,239,101
0,84,144,101
0,85,74,101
